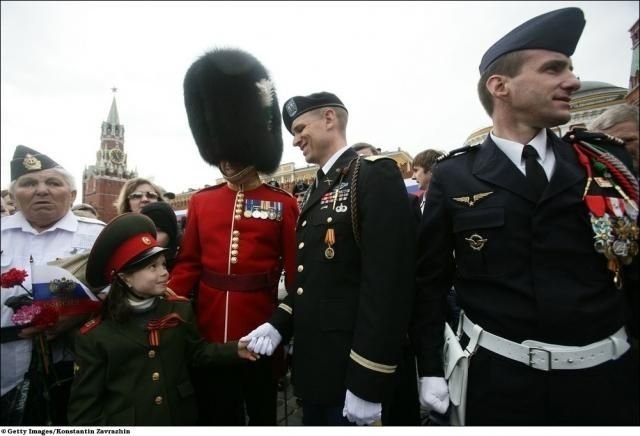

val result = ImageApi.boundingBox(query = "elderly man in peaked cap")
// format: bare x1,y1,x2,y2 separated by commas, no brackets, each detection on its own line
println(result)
243,91,416,426
168,48,299,426
414,7,639,425
1,145,104,425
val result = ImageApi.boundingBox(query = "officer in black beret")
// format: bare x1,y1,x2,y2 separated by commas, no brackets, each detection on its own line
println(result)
414,7,639,425
244,92,416,425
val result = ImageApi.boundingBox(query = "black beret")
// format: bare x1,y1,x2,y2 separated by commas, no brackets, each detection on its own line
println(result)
479,7,585,74
282,92,347,134
10,145,62,181
86,213,166,288
183,48,283,173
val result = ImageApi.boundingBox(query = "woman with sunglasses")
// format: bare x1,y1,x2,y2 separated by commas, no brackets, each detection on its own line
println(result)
114,177,165,214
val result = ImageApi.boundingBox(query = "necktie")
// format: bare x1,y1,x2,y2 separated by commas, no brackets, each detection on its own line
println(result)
314,169,325,190
522,144,548,200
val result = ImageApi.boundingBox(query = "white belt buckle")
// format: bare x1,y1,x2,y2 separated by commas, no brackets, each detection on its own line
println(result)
527,346,552,371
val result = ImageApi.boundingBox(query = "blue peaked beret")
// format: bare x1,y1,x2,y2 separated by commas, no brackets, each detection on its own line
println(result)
282,92,347,134
479,7,585,74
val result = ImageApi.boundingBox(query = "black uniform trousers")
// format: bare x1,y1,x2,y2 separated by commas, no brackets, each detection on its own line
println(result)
465,346,639,425
192,354,277,425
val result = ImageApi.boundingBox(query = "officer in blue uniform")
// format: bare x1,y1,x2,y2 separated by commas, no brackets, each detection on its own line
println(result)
414,7,639,425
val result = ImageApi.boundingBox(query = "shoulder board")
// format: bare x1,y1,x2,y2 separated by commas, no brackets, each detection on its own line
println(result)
76,216,106,226
363,155,395,163
264,183,294,198
80,317,102,334
562,127,626,148
437,144,480,162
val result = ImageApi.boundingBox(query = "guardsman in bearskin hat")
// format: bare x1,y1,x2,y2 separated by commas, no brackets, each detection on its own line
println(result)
169,48,299,425
242,91,416,426
414,8,639,425
67,214,256,425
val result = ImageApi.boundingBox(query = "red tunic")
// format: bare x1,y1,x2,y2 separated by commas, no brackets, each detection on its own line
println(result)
169,183,299,343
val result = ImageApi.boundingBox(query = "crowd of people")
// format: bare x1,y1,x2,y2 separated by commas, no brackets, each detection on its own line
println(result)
1,6,639,427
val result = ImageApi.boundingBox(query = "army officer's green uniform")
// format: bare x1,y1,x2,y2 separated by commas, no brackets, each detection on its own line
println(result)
68,295,239,425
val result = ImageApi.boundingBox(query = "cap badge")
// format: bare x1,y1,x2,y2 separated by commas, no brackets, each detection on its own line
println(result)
256,79,274,108
142,236,152,245
285,99,298,117
23,154,42,171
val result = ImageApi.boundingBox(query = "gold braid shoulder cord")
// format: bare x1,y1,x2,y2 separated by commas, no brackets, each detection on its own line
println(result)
350,157,362,248
564,127,639,289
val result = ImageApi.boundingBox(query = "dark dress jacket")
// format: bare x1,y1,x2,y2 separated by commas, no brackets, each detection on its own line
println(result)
410,193,423,224
413,129,638,377
270,148,416,405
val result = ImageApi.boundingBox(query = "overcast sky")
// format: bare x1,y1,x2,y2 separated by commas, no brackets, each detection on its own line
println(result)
1,1,638,196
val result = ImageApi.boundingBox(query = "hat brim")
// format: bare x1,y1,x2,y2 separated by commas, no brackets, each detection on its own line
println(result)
123,246,169,272
86,213,158,288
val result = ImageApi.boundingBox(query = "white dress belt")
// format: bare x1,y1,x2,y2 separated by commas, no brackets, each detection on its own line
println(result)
461,314,630,371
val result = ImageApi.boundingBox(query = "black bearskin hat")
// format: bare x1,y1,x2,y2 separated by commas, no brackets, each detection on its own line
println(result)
183,48,283,174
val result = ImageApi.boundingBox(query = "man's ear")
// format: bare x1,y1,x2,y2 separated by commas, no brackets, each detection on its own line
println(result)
322,108,337,130
486,74,509,98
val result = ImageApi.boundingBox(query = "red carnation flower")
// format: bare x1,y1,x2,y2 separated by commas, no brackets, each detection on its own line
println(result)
1,268,29,288
11,303,59,328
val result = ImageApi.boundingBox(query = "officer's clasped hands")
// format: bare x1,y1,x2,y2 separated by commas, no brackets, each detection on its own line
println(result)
241,322,282,356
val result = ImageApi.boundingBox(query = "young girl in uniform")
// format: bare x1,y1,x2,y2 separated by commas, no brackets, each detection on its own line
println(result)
68,213,256,425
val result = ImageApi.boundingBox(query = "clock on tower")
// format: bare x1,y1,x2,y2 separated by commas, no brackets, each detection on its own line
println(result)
109,148,124,164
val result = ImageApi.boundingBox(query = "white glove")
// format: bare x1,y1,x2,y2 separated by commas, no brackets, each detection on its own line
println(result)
419,376,450,414
240,323,282,356
342,390,381,426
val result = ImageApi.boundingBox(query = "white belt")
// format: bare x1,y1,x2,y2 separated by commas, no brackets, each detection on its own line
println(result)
461,314,630,371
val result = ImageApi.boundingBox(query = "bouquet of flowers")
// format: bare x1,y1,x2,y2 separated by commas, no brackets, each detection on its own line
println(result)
2,266,101,329
1,265,102,424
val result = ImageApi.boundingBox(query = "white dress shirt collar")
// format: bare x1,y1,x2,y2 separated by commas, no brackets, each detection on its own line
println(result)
490,128,555,178
321,143,352,176
3,210,79,234
491,128,547,164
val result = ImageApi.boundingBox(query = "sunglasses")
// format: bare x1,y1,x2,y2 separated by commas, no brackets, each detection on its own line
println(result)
128,191,160,200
